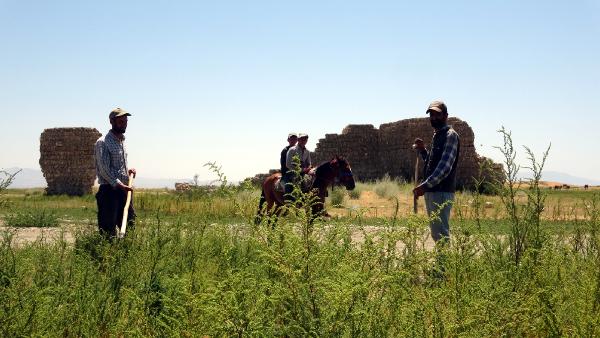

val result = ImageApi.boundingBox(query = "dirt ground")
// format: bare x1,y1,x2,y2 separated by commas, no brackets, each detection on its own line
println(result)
327,183,598,220
0,218,438,251
0,220,80,247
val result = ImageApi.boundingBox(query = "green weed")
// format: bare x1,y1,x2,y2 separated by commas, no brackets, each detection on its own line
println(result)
4,209,59,227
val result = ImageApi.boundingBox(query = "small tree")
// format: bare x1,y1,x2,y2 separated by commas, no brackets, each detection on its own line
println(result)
0,169,20,207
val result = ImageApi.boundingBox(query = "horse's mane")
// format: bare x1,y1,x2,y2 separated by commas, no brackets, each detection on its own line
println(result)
315,156,348,176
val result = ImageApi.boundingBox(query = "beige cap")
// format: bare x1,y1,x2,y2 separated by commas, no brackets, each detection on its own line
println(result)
109,108,132,119
426,101,447,114
298,133,308,139
288,132,298,138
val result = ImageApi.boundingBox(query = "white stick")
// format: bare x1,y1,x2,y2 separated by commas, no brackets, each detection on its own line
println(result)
413,154,419,214
118,173,135,239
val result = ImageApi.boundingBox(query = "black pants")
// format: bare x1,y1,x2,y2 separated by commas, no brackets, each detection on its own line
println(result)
96,184,136,237
283,171,298,203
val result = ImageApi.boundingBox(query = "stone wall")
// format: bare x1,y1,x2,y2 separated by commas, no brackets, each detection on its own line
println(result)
313,117,502,189
39,128,101,196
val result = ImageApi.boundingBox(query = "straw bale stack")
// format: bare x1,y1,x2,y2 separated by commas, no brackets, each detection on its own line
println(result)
39,128,101,196
313,117,503,189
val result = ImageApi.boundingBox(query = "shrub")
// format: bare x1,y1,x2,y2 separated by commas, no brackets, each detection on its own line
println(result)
348,185,362,199
373,174,402,199
0,169,20,207
329,187,345,207
4,209,59,227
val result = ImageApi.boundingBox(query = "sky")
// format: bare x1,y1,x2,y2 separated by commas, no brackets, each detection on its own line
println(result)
1,0,599,182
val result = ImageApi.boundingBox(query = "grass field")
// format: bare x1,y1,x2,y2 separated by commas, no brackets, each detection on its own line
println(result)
1,175,600,336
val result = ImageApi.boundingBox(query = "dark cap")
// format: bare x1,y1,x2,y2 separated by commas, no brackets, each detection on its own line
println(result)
426,101,447,115
109,108,131,120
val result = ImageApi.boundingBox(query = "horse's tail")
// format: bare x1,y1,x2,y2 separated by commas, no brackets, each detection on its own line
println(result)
255,188,267,224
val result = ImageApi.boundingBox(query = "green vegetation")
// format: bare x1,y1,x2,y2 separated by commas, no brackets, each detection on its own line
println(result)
347,184,362,200
372,174,406,199
329,187,345,207
4,209,59,228
1,133,600,336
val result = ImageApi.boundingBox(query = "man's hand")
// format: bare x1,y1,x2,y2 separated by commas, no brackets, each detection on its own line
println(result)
413,138,425,151
413,185,426,198
128,168,137,178
302,167,314,175
117,181,133,192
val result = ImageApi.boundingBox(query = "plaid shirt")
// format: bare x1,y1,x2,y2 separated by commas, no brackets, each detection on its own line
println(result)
419,125,459,189
286,145,311,172
95,131,129,187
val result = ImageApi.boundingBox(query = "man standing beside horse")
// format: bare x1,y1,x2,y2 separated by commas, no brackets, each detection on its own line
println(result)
412,101,460,243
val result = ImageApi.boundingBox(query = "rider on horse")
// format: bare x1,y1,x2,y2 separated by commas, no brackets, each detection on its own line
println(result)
283,133,314,201
280,132,298,176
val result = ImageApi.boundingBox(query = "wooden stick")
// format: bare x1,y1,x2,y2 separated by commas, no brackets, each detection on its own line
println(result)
118,173,135,238
413,153,419,214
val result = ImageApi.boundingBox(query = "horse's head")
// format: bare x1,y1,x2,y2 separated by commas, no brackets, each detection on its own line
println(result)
330,156,355,190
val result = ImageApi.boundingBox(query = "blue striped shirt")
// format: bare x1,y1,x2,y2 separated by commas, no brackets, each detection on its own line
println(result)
95,131,129,187
419,125,459,189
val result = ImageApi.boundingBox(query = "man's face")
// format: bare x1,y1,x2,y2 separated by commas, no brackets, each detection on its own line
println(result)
111,116,128,134
298,137,308,147
288,136,298,146
428,110,447,129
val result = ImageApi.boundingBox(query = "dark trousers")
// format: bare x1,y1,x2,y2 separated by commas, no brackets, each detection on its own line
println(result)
282,171,297,202
96,184,136,237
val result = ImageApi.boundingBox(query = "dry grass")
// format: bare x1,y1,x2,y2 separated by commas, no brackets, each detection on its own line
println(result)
326,182,599,220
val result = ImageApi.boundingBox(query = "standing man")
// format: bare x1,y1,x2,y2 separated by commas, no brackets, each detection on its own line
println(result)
413,101,460,243
95,108,137,238
284,133,313,201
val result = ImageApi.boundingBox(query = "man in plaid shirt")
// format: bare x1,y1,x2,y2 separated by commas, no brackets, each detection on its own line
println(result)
94,108,137,238
413,101,460,243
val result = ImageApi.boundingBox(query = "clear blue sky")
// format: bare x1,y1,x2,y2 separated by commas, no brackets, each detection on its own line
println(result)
1,0,599,182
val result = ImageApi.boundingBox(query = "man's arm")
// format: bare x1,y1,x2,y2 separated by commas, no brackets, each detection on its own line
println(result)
280,148,287,170
421,130,459,189
413,138,428,160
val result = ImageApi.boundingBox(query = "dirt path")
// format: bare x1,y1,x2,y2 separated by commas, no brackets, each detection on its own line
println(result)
0,221,438,251
0,224,79,247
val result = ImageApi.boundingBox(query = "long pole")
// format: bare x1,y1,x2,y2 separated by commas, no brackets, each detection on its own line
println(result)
413,154,419,214
118,173,134,239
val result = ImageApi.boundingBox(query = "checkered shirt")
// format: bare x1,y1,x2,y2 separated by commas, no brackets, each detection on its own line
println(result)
420,125,459,189
95,131,129,187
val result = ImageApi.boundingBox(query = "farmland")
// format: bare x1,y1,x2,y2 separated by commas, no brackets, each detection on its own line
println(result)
1,177,599,336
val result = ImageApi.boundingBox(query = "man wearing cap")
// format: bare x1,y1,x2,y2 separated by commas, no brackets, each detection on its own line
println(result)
94,108,137,238
284,133,313,201
413,101,460,243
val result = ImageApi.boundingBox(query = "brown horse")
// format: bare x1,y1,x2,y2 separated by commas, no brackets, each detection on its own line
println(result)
256,156,355,222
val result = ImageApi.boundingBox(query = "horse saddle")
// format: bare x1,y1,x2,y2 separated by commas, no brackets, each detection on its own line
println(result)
275,177,285,193
274,175,315,194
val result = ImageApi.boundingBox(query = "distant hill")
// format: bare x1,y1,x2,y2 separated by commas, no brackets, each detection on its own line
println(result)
1,167,46,188
0,167,210,189
540,171,600,186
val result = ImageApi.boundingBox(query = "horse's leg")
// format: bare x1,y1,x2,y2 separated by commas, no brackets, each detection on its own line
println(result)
309,192,329,223
255,188,267,224
264,179,282,227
